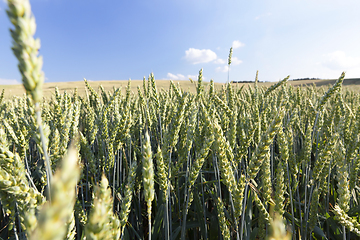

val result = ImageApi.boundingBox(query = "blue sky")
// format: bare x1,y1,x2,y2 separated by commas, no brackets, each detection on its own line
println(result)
1,0,360,84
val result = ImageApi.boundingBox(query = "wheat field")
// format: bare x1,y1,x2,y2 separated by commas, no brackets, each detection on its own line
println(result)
1,0,360,240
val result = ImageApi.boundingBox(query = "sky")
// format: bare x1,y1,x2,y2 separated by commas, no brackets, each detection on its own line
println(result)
1,0,360,84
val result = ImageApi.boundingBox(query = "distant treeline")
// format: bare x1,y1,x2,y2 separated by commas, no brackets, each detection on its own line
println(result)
290,77,322,81
232,77,321,83
231,80,266,83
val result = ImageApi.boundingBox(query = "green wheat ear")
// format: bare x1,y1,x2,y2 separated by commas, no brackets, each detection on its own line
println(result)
7,0,44,103
333,204,360,237
30,146,80,240
85,175,121,240
7,0,53,197
228,47,233,66
142,131,154,240
119,161,137,237
215,196,230,239
143,132,154,205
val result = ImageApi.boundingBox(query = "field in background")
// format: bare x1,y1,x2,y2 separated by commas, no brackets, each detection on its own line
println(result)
0,80,223,99
233,77,360,91
1,78,360,99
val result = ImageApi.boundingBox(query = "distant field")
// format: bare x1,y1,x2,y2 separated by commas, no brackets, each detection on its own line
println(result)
1,78,360,99
0,80,223,99
231,78,360,90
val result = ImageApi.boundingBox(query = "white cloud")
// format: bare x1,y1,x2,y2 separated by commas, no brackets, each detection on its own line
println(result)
216,66,229,73
184,48,217,64
167,73,186,80
167,73,204,81
232,40,245,49
0,78,20,85
322,51,360,70
231,57,243,65
187,75,198,80
214,58,226,64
